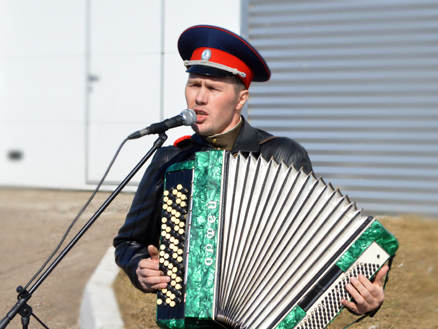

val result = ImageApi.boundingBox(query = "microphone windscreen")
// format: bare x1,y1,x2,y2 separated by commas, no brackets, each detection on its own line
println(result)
181,109,197,125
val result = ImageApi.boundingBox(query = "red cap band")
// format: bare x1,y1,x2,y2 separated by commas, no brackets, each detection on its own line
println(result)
190,47,254,88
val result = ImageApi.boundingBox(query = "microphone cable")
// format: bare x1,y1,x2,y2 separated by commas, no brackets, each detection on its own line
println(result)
22,137,129,292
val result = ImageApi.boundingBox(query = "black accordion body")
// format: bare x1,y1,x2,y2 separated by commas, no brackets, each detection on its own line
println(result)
155,150,398,329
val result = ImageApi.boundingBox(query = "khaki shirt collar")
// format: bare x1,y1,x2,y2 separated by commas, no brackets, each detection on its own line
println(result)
202,118,243,151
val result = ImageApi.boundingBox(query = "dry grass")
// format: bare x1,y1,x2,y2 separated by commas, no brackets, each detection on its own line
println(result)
113,216,438,329
113,273,159,329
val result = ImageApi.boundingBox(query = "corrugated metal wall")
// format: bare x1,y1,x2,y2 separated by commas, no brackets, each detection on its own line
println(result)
245,0,438,216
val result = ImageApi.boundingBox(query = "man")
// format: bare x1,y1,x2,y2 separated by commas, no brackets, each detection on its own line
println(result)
114,25,387,317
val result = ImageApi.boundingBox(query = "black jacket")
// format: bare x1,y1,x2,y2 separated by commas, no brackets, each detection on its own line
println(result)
113,117,312,291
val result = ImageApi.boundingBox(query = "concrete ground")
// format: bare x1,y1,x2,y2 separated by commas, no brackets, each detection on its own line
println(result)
0,188,133,329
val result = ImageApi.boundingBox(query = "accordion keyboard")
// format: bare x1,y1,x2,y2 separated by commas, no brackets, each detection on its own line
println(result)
156,166,193,322
157,183,188,307
295,242,390,329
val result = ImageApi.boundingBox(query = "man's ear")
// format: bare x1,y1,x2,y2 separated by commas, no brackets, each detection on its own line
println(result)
236,89,249,111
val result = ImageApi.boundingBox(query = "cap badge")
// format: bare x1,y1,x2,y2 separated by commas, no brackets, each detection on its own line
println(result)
201,49,212,61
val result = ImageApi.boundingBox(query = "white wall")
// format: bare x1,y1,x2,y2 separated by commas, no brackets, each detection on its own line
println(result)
0,0,241,190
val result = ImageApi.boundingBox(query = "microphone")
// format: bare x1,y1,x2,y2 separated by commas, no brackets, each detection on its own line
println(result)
128,109,197,140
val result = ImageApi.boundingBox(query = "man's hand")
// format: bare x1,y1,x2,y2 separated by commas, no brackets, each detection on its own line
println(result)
341,265,389,315
136,245,169,292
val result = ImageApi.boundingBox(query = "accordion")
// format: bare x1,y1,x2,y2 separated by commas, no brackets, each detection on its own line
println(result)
155,150,398,329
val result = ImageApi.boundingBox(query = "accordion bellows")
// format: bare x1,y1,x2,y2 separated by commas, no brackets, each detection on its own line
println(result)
156,150,398,329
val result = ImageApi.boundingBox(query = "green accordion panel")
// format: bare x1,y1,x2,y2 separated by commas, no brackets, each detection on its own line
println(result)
156,319,185,329
167,161,195,173
336,220,399,272
275,306,306,329
185,150,223,321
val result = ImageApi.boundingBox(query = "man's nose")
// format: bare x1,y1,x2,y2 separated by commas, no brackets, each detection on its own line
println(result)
195,86,208,104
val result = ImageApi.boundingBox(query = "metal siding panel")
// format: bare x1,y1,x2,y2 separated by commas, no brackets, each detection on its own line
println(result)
246,0,438,216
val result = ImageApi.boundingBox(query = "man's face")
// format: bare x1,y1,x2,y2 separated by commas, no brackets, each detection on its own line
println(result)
185,73,248,136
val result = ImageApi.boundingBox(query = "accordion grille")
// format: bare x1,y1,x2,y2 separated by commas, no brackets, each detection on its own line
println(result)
215,153,366,329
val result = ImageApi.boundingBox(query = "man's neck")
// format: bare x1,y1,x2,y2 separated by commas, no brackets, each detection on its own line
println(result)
202,117,243,151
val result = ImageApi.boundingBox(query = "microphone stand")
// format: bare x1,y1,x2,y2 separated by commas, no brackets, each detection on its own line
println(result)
0,132,168,329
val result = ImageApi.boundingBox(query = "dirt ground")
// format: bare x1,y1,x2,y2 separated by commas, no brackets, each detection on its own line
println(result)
114,216,438,329
0,188,134,329
1,188,438,329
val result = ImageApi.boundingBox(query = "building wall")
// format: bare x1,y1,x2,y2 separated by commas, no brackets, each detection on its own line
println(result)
2,0,437,216
244,0,438,216
0,0,241,191
0,1,88,189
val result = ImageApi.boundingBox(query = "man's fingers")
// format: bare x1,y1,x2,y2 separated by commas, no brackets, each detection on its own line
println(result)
138,267,164,279
342,271,386,315
373,265,389,288
148,245,160,262
138,257,159,270
341,298,360,314
140,273,169,286
350,276,374,304
345,281,366,305
136,254,167,292
357,274,385,303
145,281,168,291
139,277,169,291
136,258,165,279
136,259,170,292
139,273,169,291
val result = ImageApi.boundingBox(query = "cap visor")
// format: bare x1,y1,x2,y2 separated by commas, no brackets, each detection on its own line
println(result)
186,65,235,78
